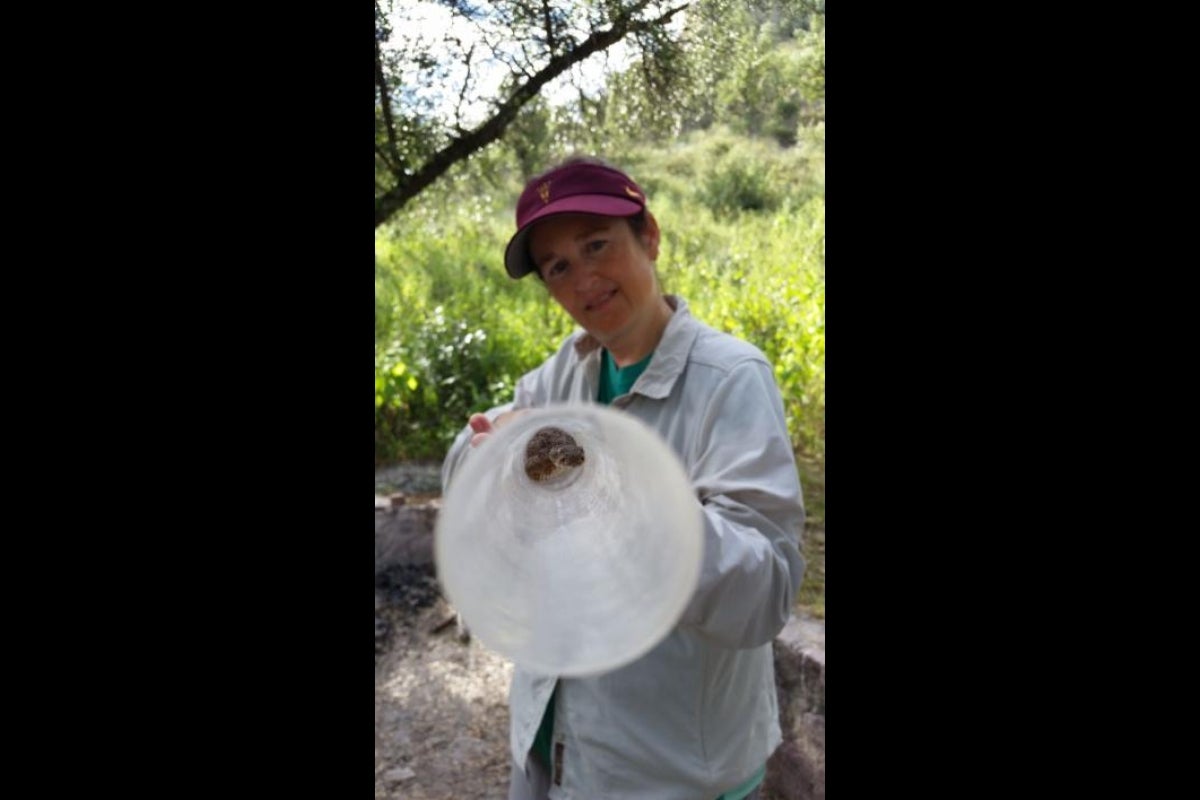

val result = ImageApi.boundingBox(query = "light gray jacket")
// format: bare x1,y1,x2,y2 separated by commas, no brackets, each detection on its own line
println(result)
442,296,805,799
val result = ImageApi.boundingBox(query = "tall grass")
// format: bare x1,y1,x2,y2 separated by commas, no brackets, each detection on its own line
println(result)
375,210,576,461
375,129,825,466
659,196,825,462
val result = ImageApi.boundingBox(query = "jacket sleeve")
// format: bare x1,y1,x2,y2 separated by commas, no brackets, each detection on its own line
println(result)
680,359,806,649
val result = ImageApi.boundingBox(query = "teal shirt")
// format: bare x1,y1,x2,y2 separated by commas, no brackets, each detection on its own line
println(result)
721,765,767,800
534,347,764,799
598,348,653,404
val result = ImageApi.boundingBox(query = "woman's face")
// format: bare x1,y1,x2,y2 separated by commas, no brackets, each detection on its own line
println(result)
528,213,662,346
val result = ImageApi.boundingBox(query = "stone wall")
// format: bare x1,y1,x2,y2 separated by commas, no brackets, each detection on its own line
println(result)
375,496,440,572
766,616,826,800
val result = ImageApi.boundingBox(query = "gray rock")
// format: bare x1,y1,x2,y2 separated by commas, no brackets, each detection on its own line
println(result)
767,614,826,800
449,736,492,764
375,462,443,495
383,766,416,783
375,500,440,572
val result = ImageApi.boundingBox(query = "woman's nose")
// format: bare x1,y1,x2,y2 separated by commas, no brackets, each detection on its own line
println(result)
571,260,600,292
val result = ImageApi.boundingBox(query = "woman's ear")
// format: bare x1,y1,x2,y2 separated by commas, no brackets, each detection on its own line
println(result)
642,211,661,260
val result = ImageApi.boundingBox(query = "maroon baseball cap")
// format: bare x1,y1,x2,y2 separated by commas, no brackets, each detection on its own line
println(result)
504,161,648,279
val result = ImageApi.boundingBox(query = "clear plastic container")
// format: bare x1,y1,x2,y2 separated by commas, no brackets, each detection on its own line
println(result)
435,405,704,677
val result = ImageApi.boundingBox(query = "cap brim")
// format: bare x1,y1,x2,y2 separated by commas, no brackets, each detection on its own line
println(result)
504,196,644,279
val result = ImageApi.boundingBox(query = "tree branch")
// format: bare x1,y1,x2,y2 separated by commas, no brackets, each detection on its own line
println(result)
375,21,404,172
542,0,555,53
375,1,690,227
375,143,399,173
613,0,658,25
454,43,477,127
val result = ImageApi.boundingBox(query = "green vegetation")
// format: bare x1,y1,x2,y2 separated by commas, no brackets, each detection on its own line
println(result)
374,208,577,460
375,0,825,615
796,455,825,619
375,126,824,465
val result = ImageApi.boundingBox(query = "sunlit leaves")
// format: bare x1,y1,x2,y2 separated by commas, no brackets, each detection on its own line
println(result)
375,126,824,465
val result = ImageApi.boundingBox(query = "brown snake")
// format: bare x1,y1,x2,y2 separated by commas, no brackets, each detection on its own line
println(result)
524,426,586,482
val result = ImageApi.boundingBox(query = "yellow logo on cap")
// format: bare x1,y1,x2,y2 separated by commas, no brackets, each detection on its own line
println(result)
624,186,641,199
538,181,552,204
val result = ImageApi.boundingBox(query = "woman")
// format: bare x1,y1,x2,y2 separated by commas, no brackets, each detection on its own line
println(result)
442,156,805,800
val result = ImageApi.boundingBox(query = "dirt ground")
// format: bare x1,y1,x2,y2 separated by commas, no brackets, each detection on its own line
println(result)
375,570,514,800
374,572,791,800
374,452,824,800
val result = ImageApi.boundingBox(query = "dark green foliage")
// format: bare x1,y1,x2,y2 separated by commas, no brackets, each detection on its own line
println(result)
375,1,826,466
376,127,824,467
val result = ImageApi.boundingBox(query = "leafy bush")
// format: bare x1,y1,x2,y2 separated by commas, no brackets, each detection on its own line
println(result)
701,152,781,213
662,194,825,462
375,209,575,462
375,130,824,467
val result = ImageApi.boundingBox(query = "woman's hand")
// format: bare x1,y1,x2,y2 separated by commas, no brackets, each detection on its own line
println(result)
468,409,529,448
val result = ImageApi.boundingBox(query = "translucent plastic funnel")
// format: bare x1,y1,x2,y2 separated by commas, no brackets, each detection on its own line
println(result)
435,405,703,677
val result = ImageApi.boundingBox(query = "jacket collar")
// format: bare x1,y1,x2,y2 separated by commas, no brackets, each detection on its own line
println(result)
572,295,700,401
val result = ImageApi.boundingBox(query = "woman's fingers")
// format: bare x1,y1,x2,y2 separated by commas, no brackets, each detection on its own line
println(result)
468,408,531,448
468,413,494,448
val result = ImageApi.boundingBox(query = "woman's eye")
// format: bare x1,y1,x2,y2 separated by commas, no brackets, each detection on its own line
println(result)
548,260,568,277
586,239,607,254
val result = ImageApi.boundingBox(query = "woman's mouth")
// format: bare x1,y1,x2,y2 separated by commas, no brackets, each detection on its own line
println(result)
586,289,617,312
